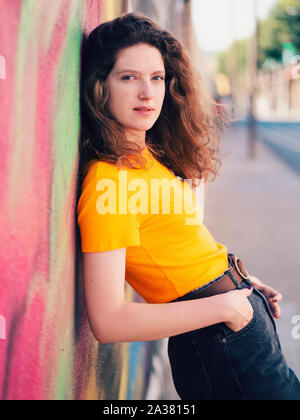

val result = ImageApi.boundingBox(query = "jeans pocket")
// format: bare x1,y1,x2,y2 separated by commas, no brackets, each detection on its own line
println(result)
221,297,256,343
222,311,256,343
217,290,282,367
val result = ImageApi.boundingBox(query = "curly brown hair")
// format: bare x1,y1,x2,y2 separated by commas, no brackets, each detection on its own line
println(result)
79,12,229,187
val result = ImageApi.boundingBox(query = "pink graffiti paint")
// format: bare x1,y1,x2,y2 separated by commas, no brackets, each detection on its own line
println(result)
0,55,5,79
0,315,5,340
0,0,74,400
0,0,149,401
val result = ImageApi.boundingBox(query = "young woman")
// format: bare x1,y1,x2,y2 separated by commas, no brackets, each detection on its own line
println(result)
77,12,300,400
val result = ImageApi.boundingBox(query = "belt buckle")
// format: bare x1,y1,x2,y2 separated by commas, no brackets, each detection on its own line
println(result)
231,254,250,280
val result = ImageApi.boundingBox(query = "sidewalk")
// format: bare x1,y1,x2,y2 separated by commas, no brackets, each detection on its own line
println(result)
205,123,300,378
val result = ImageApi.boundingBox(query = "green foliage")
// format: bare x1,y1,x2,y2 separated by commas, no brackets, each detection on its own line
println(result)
217,0,300,75
217,50,227,74
259,0,300,67
217,38,248,74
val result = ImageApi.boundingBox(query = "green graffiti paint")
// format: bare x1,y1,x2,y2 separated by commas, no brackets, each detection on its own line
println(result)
49,0,83,400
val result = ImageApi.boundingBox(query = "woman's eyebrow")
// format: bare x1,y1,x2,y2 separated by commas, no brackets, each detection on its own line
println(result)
116,69,166,75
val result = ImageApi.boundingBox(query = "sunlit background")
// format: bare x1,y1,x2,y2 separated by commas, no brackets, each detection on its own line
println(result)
192,0,300,122
190,0,300,400
0,0,299,401
193,0,276,52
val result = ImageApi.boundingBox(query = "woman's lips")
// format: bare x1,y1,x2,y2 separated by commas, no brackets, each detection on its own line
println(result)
133,108,155,116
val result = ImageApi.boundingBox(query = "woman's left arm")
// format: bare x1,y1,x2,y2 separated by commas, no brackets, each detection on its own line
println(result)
249,275,282,319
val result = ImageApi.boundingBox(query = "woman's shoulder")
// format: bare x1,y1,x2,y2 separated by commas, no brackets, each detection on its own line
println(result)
82,148,159,190
86,159,120,179
80,160,118,193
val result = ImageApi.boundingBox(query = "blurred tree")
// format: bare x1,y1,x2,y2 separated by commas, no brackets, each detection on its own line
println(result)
217,50,227,74
217,38,248,74
217,0,300,75
258,0,300,67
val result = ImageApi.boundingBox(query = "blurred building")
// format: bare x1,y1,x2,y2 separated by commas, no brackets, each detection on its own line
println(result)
256,64,300,121
130,0,211,91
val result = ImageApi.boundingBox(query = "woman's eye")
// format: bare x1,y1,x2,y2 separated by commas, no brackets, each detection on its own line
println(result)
121,75,165,81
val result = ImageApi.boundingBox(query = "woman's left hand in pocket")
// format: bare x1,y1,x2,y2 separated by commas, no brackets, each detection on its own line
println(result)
249,275,282,319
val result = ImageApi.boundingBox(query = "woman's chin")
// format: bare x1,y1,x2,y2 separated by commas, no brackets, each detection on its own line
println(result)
125,123,155,133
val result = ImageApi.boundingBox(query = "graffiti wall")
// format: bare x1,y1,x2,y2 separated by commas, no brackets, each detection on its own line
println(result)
0,0,165,400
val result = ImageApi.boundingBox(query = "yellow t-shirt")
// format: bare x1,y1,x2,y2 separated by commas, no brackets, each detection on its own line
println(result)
77,147,229,303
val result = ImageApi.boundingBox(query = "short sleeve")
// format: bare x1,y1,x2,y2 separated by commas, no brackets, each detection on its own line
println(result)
77,166,141,252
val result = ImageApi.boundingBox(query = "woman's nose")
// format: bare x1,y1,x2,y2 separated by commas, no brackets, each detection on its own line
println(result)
138,80,154,99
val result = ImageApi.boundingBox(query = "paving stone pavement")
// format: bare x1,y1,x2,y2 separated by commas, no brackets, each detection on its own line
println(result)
154,122,300,400
204,122,300,379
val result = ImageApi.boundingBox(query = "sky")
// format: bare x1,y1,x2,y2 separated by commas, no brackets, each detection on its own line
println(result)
191,0,277,53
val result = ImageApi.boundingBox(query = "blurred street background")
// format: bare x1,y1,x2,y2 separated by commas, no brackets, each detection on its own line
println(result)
140,0,300,399
205,122,300,381
1,0,299,400
194,0,300,386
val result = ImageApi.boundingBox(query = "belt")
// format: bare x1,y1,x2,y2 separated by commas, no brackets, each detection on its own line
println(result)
171,253,251,302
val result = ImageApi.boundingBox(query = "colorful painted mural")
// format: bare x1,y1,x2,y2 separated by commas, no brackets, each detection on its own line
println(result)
0,0,167,400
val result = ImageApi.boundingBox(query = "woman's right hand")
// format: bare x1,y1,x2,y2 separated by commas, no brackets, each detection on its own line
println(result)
218,287,254,332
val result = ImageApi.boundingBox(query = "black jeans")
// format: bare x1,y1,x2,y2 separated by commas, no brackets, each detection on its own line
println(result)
167,278,300,400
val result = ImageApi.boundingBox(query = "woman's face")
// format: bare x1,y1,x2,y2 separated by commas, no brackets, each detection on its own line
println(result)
104,43,166,145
